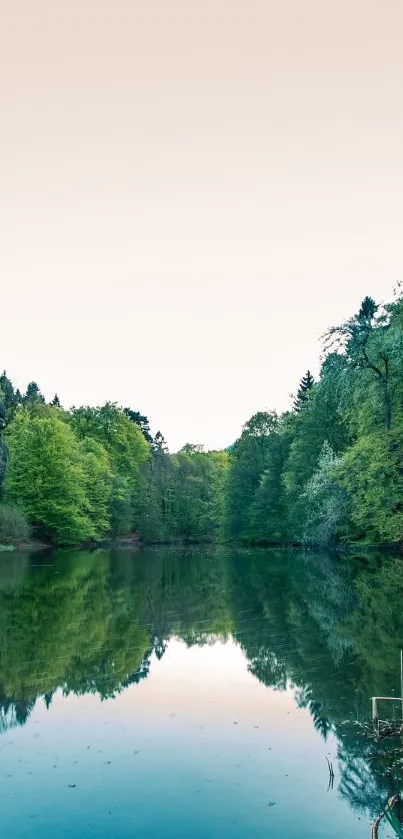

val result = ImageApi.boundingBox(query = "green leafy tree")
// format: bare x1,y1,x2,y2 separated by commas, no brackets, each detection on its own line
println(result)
71,404,150,537
4,410,94,544
110,475,134,537
246,430,289,543
79,437,114,541
226,411,279,540
70,403,150,482
338,429,403,544
135,433,174,541
325,296,397,432
303,441,349,545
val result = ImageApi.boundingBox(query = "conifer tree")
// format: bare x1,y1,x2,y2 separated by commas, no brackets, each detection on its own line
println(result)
293,370,315,412
24,382,45,404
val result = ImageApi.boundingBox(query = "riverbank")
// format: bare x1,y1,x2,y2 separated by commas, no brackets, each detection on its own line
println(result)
0,539,52,553
0,535,142,554
1,533,402,556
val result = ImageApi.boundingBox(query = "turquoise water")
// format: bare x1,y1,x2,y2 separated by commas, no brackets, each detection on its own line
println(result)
0,546,402,837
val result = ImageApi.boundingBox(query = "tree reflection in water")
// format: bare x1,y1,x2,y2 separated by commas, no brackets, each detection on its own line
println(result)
1,545,403,830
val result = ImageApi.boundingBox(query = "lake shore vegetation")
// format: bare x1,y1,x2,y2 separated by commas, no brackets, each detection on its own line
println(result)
0,289,402,549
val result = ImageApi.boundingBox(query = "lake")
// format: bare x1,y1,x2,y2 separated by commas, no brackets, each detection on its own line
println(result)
0,546,402,838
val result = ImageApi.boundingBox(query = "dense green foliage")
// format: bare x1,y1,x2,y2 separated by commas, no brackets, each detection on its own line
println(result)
227,290,403,546
0,377,228,545
135,444,229,543
0,289,402,547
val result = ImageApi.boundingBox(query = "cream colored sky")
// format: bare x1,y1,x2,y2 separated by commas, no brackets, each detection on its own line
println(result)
1,1,402,450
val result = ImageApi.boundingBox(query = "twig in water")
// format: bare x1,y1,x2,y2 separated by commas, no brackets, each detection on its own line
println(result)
326,757,335,791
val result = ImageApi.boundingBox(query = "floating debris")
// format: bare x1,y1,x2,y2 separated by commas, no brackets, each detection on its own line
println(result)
326,757,335,791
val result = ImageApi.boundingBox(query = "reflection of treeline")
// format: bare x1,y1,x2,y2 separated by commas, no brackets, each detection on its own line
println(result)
1,548,402,724
1,547,403,819
1,290,403,548
228,549,403,822
0,548,231,730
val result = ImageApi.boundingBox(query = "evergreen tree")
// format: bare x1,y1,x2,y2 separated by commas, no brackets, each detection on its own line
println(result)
293,370,315,412
0,397,7,494
358,295,377,323
0,372,16,411
123,408,153,444
152,430,169,453
51,394,61,408
23,381,45,404
0,372,22,420
0,398,6,431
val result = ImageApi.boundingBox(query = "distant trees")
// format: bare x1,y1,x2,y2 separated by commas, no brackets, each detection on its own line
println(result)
0,288,402,548
70,403,149,483
135,441,229,543
0,394,152,544
226,411,284,542
0,382,230,546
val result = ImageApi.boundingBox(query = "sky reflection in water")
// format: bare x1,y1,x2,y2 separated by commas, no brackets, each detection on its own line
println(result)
1,546,402,838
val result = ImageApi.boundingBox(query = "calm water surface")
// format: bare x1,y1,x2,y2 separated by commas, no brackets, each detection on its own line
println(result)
1,547,403,838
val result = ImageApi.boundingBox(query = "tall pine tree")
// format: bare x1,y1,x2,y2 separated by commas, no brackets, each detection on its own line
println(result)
293,371,315,412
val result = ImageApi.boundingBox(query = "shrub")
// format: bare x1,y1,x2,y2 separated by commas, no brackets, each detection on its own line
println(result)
0,504,30,544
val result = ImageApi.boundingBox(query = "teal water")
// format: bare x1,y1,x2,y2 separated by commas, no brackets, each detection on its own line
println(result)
0,546,403,838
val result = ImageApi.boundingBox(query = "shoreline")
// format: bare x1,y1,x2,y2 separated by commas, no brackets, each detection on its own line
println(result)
0,535,402,555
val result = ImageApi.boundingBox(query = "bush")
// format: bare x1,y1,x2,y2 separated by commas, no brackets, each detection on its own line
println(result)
0,504,30,544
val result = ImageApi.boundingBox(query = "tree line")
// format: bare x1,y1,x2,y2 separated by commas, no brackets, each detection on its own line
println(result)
227,289,403,547
0,380,229,546
0,288,402,547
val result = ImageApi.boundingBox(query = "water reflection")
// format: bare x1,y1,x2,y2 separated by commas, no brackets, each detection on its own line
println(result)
1,546,403,833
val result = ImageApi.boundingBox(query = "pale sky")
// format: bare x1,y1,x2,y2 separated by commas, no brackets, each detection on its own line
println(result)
1,1,402,451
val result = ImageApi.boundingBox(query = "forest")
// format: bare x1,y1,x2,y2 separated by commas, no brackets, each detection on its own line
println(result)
0,288,402,548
